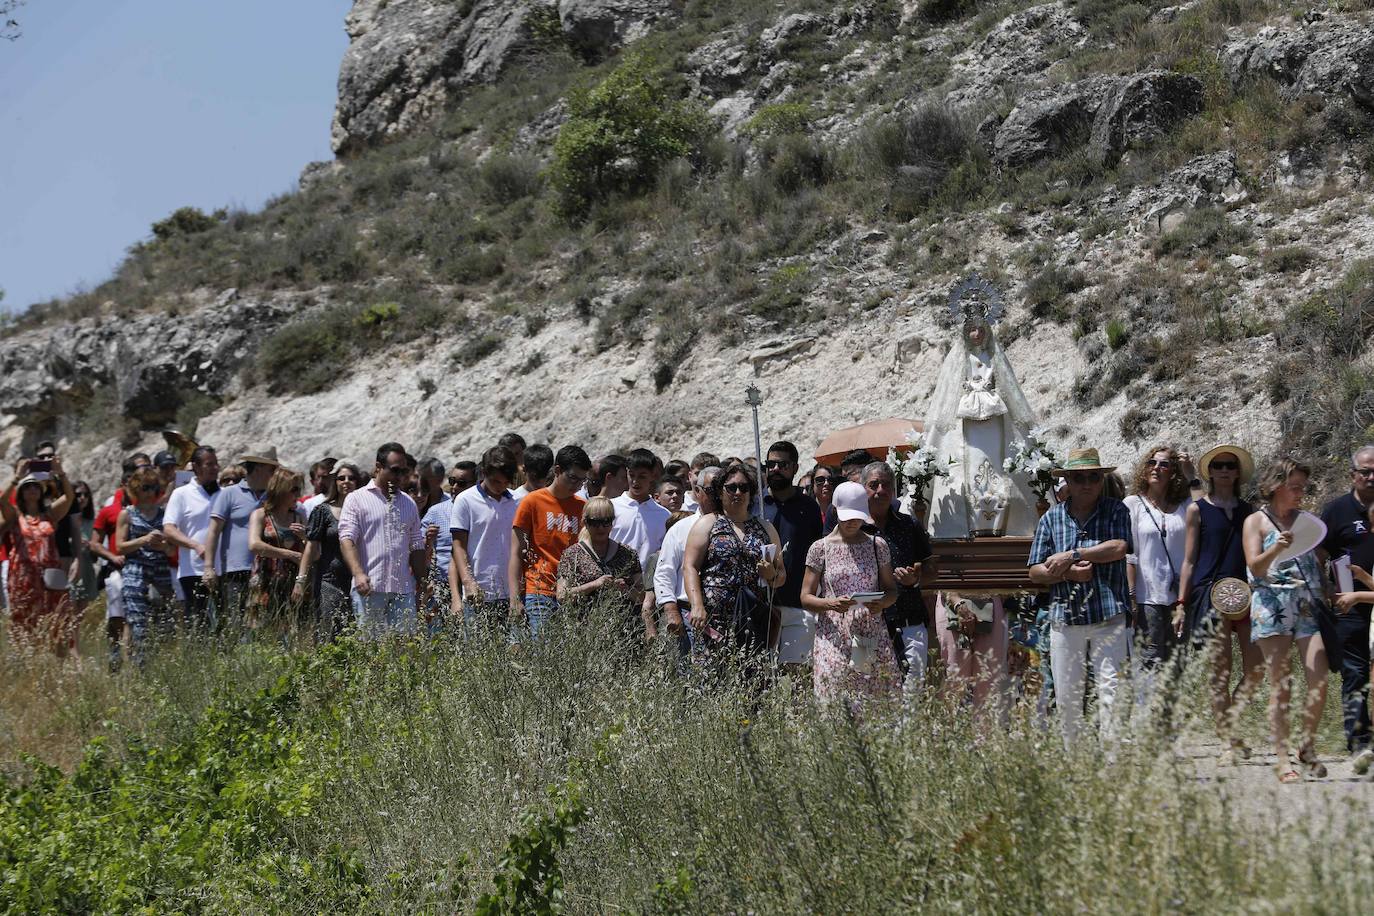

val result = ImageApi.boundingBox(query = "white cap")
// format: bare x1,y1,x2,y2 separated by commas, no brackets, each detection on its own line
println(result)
832,481,873,524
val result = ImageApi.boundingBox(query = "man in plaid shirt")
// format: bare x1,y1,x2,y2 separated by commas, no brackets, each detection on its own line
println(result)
1029,448,1133,747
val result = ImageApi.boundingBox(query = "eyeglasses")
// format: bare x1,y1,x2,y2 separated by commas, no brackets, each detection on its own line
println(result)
585,517,613,528
866,480,892,490
219,477,239,485
813,477,835,487
448,477,473,487
1146,459,1172,469
764,460,791,469
1210,461,1239,471
563,472,588,486
1068,472,1103,484
1355,468,1374,477
722,483,751,495
385,465,409,476
336,474,358,483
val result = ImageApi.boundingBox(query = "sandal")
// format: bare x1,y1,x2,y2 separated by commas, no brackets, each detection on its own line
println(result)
1276,767,1302,784
1297,745,1327,779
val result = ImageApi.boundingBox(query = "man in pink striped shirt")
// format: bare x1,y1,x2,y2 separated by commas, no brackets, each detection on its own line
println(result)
339,441,427,637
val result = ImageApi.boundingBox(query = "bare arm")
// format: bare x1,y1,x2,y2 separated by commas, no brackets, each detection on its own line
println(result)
682,518,711,628
203,516,225,578
115,509,161,556
162,521,205,559
46,463,75,522
1083,539,1127,563
1177,503,1201,606
453,529,477,610
340,536,372,595
508,528,529,611
1244,514,1288,580
88,522,121,565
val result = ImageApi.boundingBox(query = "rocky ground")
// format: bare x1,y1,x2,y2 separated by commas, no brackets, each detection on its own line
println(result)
2,0,1373,494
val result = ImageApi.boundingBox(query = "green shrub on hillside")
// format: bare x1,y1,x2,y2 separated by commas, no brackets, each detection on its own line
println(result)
847,105,989,219
550,52,711,220
150,205,224,242
1150,207,1251,258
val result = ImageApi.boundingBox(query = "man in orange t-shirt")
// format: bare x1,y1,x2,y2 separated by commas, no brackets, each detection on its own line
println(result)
508,444,590,638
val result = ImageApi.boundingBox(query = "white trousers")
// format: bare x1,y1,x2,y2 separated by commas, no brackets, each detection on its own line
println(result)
105,570,125,620
1050,614,1129,747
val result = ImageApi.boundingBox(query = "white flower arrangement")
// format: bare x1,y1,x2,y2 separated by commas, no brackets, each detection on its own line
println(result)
887,428,955,502
1004,428,1059,501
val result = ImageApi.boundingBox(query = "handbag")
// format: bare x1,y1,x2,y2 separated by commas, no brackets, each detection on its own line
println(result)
42,567,70,591
1210,577,1251,620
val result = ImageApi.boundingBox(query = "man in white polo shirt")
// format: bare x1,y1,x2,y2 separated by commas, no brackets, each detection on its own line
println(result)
654,466,720,655
162,445,221,633
613,448,672,627
451,445,520,633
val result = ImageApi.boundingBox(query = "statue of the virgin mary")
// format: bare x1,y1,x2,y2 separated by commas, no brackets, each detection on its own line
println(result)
925,276,1040,538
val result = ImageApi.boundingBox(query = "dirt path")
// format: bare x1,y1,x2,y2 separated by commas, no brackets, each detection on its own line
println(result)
1179,738,1374,825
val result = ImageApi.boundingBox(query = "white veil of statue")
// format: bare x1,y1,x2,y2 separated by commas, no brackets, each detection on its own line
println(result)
925,282,1040,538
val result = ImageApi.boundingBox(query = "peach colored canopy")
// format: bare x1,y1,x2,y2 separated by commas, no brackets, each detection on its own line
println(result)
813,418,926,466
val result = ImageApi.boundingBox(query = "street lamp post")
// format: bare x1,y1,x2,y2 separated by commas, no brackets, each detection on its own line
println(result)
745,384,765,508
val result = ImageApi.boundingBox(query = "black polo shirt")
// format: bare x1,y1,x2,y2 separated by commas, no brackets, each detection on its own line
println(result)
1323,491,1374,615
865,507,932,627
764,488,824,608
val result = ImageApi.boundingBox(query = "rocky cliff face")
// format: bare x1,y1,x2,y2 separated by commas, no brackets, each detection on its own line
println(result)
332,0,682,154
5,1,1374,496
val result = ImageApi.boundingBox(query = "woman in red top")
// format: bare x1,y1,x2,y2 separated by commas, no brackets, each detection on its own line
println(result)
1,457,77,655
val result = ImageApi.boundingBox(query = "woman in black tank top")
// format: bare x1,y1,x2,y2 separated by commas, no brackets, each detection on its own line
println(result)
1177,446,1261,766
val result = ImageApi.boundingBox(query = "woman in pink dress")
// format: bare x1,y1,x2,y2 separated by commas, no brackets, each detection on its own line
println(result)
801,482,900,705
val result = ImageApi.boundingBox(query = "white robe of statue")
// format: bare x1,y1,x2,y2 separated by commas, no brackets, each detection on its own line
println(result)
926,318,1040,538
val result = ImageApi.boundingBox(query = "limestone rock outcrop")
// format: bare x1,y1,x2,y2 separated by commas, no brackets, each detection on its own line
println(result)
332,0,681,153
1223,16,1374,106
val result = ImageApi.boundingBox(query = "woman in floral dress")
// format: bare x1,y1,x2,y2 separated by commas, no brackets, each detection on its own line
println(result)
248,467,306,632
1243,458,1329,783
1,458,77,655
684,464,785,657
801,482,899,704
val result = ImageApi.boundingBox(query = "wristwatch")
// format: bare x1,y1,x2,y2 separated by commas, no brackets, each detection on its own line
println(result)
1071,548,1082,562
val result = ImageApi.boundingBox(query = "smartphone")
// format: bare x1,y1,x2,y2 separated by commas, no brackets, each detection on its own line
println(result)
27,458,51,481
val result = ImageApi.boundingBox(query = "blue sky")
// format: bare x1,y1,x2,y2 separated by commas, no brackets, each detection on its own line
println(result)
0,0,350,311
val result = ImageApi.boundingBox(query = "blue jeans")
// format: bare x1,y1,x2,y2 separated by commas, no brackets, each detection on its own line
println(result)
351,590,418,639
521,594,557,639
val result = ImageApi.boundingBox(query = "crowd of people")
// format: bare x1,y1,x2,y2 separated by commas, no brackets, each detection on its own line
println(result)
3,431,1373,783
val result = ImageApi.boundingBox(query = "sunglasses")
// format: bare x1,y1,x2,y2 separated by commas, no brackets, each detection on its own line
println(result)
1354,468,1374,477
1146,459,1172,469
722,483,751,495
219,477,239,484
812,477,835,486
1210,461,1240,471
764,460,791,469
585,517,613,528
385,465,409,476
1068,472,1103,484
448,477,473,486
336,474,359,483
139,484,161,494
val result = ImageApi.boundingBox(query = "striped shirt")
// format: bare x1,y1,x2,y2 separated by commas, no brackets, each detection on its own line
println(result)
1028,497,1133,627
338,481,424,595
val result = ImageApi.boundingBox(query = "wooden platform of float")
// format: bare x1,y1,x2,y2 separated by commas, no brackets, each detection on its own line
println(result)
930,536,1043,595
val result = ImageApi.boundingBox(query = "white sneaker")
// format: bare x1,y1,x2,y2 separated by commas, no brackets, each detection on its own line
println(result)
1351,747,1374,776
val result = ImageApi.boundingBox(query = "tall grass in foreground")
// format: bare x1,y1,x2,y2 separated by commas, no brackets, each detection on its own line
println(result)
1,608,1371,913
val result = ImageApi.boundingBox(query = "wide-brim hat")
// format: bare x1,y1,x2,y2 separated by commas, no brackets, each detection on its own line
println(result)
16,475,45,491
1198,444,1254,484
238,446,281,467
1051,448,1116,477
